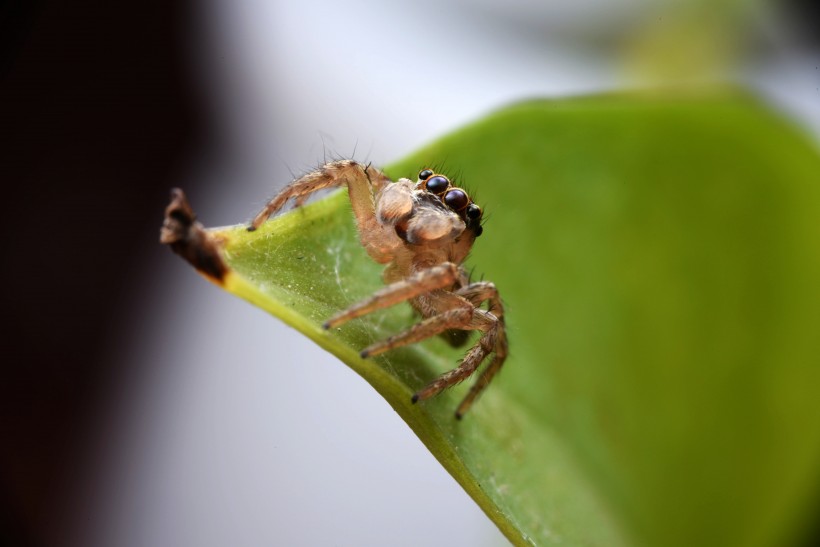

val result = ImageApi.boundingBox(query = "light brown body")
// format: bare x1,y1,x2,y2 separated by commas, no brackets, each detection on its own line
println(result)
249,160,507,418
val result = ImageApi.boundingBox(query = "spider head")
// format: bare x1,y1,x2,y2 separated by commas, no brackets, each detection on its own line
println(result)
417,169,483,236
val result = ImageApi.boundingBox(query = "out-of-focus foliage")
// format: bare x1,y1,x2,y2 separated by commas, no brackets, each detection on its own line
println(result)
622,0,763,80
183,92,820,547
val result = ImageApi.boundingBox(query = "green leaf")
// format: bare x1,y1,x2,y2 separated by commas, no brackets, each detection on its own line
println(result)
165,91,820,547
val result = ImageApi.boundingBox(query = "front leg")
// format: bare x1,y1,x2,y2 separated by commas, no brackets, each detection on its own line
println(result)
249,160,389,229
248,160,396,263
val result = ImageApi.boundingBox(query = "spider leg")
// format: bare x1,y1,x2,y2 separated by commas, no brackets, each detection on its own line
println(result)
360,295,473,357
412,336,491,403
420,281,509,418
456,349,507,418
436,269,473,348
454,281,508,417
322,263,460,329
412,308,501,413
292,193,311,208
249,160,389,229
455,281,505,317
249,160,396,263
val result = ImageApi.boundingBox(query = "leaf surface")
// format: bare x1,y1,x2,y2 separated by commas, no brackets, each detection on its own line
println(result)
171,92,820,547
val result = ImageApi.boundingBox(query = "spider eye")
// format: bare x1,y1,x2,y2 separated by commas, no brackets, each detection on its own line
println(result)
425,175,449,195
444,188,469,211
419,169,433,181
465,203,482,220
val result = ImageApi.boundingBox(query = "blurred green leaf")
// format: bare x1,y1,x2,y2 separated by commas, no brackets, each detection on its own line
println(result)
622,0,759,81
177,91,820,547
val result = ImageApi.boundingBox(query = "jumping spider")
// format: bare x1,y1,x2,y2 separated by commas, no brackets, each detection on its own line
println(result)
249,160,507,418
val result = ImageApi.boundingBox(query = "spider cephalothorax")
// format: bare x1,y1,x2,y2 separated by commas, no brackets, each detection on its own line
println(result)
249,160,507,418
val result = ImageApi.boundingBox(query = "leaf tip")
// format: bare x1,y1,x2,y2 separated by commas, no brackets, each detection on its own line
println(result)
160,188,230,284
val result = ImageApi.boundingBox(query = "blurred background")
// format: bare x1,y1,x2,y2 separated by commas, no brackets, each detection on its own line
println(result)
1,0,818,545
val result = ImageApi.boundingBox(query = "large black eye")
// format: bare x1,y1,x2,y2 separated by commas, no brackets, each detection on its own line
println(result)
444,188,469,211
418,169,433,181
426,175,449,194
465,203,481,220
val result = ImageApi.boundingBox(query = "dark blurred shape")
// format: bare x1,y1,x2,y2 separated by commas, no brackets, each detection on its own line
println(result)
783,0,820,46
160,188,228,283
0,0,208,545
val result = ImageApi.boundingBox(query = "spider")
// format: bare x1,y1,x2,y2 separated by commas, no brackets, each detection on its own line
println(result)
248,160,507,418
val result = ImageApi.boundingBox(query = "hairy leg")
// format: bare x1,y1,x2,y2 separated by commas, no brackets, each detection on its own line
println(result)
328,268,507,417
417,282,508,417
456,349,507,418
454,281,508,417
359,288,480,357
456,281,505,317
412,339,490,402
412,308,503,418
322,262,460,329
248,160,397,262
436,268,473,347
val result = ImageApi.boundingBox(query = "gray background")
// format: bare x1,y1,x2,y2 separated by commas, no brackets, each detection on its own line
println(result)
64,1,819,545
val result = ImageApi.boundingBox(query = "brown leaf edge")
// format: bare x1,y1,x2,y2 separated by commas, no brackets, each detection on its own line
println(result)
159,188,229,284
